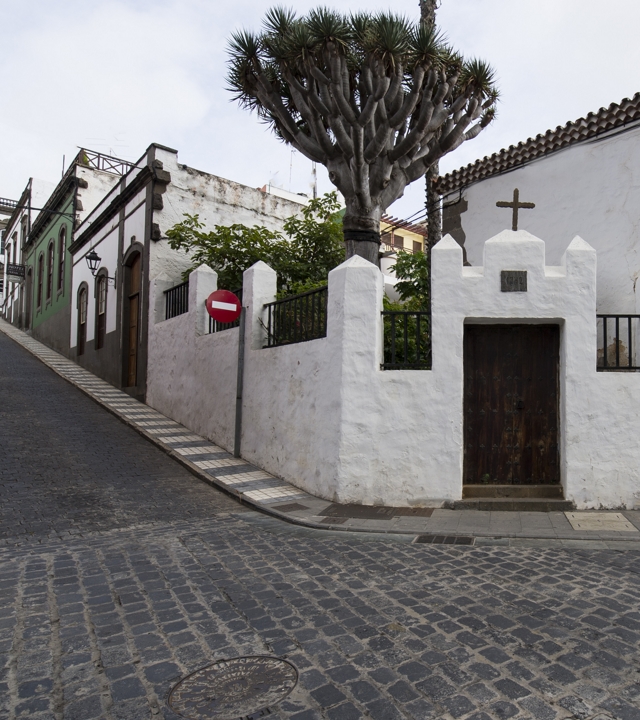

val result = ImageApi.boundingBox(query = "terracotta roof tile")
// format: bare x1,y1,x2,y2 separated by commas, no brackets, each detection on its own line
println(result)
436,92,640,195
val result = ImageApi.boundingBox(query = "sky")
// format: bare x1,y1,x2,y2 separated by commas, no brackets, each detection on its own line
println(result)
2,0,640,219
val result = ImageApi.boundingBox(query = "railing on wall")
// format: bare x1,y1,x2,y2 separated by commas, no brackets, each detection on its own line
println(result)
164,281,189,320
264,286,328,348
382,311,431,370
78,149,134,176
597,314,640,371
209,288,243,333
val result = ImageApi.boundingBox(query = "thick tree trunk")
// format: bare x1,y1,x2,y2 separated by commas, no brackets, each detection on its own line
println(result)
421,0,442,249
426,162,442,248
419,0,437,28
343,229,381,265
343,200,382,265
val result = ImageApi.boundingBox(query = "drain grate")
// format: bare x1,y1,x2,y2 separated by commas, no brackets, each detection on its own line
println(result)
320,516,348,525
413,534,475,545
168,656,298,720
271,503,309,513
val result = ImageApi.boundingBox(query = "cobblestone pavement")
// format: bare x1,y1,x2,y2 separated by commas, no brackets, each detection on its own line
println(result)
2,333,640,720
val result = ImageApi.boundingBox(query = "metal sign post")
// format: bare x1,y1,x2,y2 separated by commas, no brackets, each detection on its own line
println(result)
234,308,246,458
205,289,245,459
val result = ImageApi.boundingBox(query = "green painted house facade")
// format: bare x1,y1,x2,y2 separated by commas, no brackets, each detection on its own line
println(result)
22,150,129,355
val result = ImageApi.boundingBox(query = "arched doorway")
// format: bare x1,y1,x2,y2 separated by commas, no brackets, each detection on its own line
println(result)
123,253,141,387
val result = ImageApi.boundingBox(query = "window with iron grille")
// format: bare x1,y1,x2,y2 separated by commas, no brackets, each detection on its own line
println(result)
37,253,44,307
46,242,54,301
57,227,66,292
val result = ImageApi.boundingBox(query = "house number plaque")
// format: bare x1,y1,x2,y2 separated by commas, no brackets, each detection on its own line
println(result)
501,270,527,292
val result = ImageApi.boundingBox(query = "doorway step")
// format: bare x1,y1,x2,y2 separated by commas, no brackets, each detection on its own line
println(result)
453,485,574,511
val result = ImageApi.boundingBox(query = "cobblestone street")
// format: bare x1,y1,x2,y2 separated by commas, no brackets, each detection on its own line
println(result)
1,331,640,720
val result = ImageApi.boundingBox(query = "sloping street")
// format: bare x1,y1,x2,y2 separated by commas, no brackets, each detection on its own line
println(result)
1,331,640,720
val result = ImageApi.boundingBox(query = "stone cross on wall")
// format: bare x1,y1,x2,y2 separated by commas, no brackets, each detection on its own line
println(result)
496,189,535,231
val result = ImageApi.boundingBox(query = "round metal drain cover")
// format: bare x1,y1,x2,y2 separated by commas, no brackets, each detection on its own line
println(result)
168,655,298,719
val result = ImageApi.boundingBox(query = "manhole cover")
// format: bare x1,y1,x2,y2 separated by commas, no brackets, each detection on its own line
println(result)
168,656,298,720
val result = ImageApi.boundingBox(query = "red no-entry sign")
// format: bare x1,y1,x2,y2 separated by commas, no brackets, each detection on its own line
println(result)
206,290,242,323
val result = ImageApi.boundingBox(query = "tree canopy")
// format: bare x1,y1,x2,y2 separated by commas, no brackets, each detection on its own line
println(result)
227,7,498,262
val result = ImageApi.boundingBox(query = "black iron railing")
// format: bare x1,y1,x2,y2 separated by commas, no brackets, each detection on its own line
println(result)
597,314,640,371
264,286,328,348
164,281,189,320
209,288,243,333
78,149,134,176
382,311,431,370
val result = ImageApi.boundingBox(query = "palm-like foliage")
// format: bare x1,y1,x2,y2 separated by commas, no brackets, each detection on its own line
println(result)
227,7,498,262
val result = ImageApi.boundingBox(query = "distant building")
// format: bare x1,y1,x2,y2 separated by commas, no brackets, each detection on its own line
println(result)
69,143,308,400
1,180,56,328
380,214,427,255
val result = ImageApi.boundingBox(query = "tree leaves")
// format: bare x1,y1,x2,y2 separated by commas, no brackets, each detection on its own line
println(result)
165,193,345,295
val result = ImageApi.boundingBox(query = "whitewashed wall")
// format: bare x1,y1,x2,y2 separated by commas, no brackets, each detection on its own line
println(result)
148,146,306,291
444,124,640,314
146,231,640,509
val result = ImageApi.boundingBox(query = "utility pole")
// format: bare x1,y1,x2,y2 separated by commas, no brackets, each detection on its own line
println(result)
420,0,442,248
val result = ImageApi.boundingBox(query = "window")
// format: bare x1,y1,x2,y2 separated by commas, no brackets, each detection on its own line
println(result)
393,233,404,249
37,253,44,307
95,274,107,350
413,240,423,254
77,286,88,356
46,241,54,301
20,218,27,246
57,227,66,292
6,233,18,265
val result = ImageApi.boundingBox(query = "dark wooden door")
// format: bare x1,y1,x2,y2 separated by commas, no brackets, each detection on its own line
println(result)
464,324,560,485
126,255,141,387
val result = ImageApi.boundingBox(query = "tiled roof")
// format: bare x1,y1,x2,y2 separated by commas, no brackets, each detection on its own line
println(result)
436,92,640,195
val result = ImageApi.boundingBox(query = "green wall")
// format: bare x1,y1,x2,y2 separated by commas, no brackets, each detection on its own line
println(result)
25,191,73,331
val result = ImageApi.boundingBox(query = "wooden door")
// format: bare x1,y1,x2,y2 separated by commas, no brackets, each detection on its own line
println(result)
126,255,141,387
464,324,560,485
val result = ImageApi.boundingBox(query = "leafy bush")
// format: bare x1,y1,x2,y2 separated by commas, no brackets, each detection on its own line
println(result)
166,192,344,295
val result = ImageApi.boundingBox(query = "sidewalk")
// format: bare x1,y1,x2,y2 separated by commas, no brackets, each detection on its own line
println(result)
2,318,639,549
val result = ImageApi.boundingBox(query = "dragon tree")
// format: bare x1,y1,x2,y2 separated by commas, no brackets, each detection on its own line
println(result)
227,7,498,264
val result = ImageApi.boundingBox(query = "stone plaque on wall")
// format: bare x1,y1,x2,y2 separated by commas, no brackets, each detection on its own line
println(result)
501,270,527,292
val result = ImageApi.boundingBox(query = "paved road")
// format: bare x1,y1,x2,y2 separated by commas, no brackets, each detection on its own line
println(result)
1,331,640,720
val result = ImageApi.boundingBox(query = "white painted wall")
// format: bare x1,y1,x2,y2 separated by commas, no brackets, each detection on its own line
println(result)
146,229,640,509
148,146,307,290
444,123,640,313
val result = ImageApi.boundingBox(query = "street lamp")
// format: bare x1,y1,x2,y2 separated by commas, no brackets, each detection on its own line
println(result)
86,249,101,276
85,249,116,284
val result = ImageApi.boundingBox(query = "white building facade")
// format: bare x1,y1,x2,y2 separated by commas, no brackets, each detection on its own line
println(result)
438,93,640,315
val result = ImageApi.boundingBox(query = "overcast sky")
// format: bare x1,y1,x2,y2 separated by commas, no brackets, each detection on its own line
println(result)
2,0,640,218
